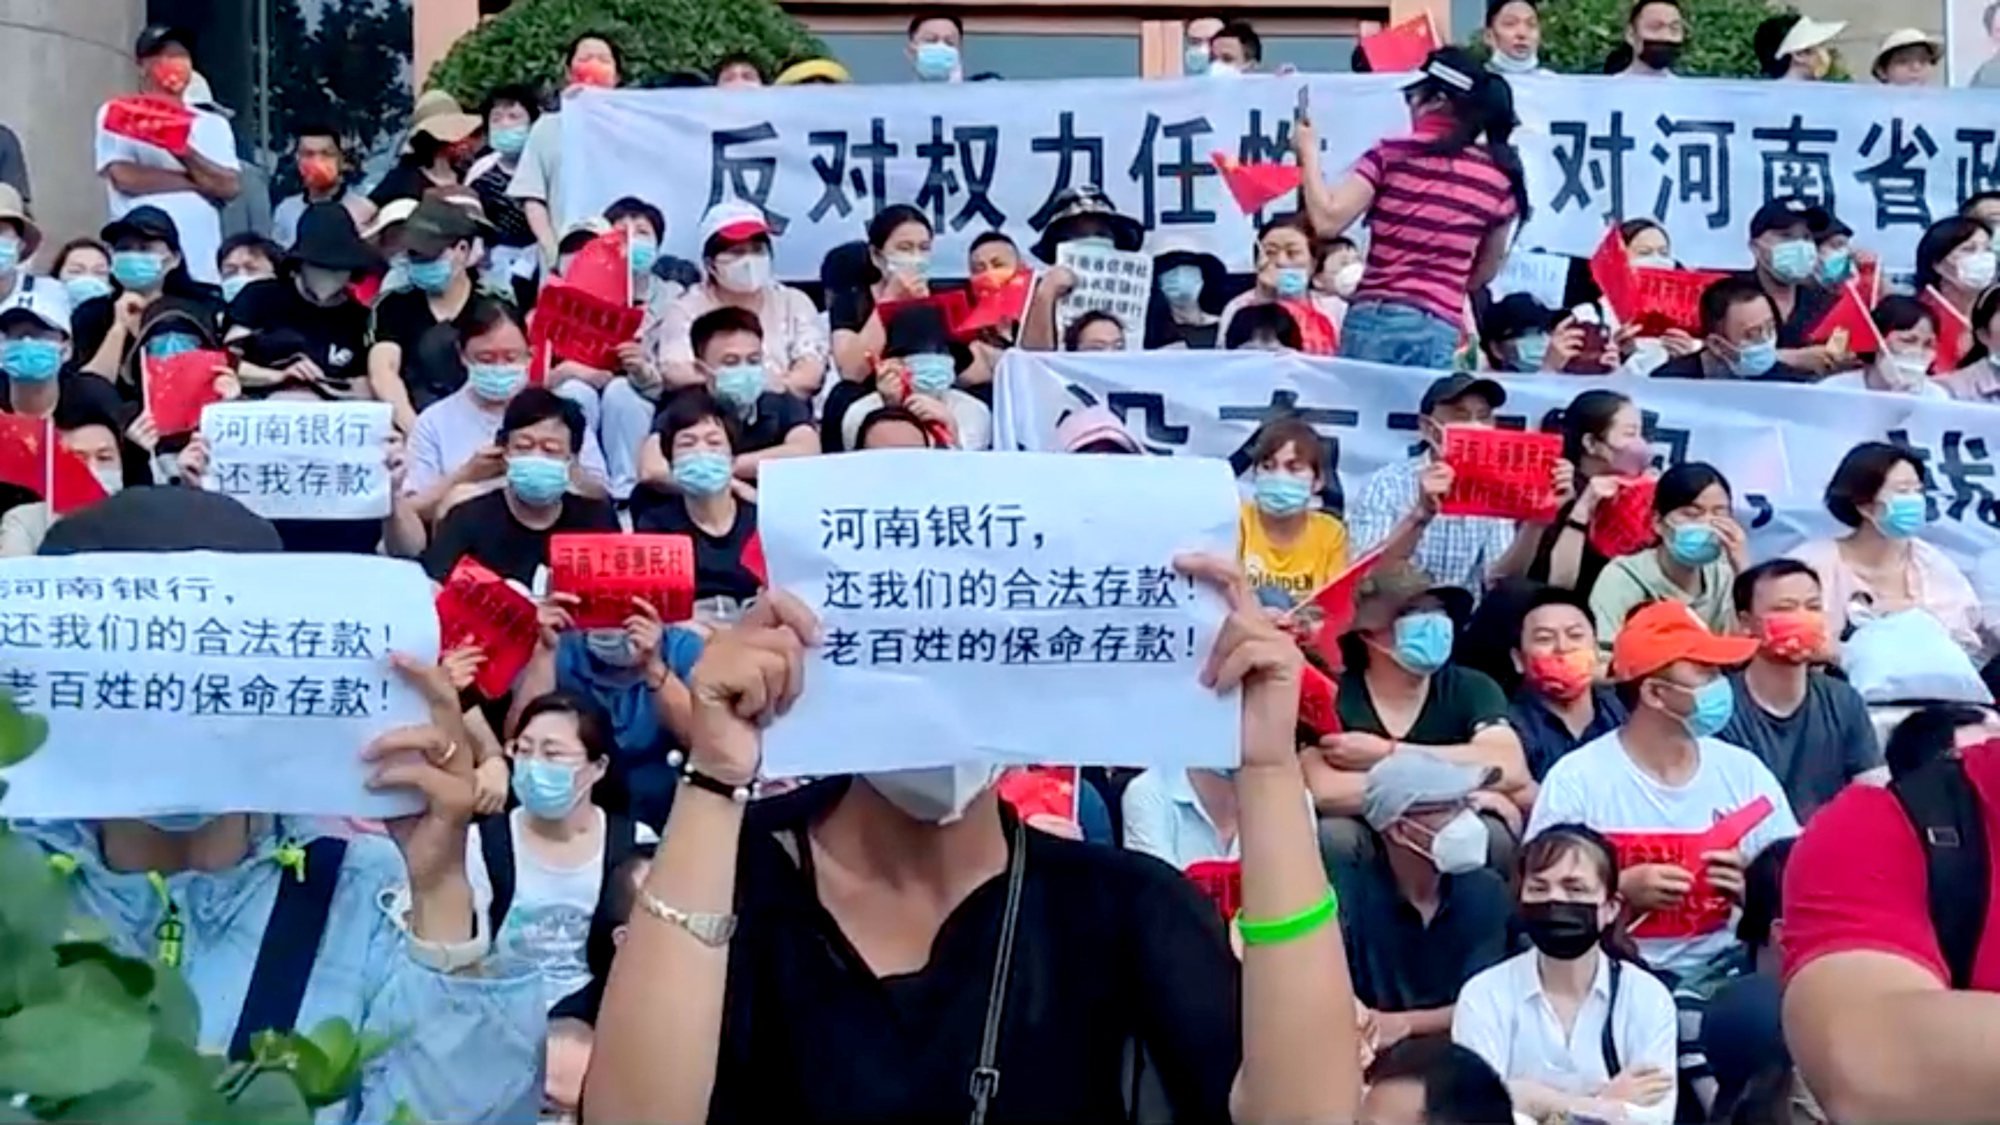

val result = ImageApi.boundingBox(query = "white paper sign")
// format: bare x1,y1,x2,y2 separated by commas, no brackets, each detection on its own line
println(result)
1054,243,1153,353
200,401,395,521
759,450,1240,777
0,552,441,819
1488,249,1571,309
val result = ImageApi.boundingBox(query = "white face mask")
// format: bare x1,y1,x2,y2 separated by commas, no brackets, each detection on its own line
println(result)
1884,349,1934,389
714,252,772,294
1411,809,1487,874
862,763,1001,825
90,465,125,498
1955,250,1998,290
1331,261,1365,298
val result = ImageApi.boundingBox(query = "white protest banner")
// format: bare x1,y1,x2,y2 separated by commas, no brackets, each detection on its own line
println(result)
1055,242,1152,351
758,450,1239,777
562,75,2000,280
0,553,441,819
993,351,2000,579
1489,249,1572,309
200,401,395,521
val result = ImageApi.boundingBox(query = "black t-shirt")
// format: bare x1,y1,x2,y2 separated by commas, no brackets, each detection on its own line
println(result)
71,283,224,389
368,163,439,209
1650,351,1816,383
227,277,372,398
369,288,478,412
421,488,620,587
1337,664,1512,745
709,779,1239,1124
1730,272,1837,350
633,496,762,603
658,392,811,456
1527,496,1612,599
1335,853,1511,1012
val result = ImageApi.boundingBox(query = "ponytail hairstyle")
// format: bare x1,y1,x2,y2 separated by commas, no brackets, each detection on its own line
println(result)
1408,49,1532,226
1518,822,1646,965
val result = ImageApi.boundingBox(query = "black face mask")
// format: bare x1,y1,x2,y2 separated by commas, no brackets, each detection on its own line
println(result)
1637,39,1682,71
1521,899,1604,960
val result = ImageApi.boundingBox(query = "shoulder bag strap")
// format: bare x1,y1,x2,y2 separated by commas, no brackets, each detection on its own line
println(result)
475,813,516,938
229,838,348,1061
1599,956,1623,1078
968,818,1030,1125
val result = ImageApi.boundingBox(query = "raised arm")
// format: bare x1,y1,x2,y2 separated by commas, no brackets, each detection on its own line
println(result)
1293,116,1376,240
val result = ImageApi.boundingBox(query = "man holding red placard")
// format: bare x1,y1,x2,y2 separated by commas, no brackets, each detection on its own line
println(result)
1652,277,1815,383
93,25,241,286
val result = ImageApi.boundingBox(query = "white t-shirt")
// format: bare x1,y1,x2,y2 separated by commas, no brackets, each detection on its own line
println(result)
464,808,657,1009
1525,731,1799,977
1815,371,1952,400
93,102,240,285
1453,950,1679,1125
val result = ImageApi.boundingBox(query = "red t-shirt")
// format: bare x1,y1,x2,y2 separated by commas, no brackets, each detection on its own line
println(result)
1782,745,2000,989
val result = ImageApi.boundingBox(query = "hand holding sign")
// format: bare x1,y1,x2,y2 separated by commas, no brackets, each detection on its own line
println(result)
103,95,195,156
549,533,695,630
1440,426,1564,521
144,350,233,438
434,558,539,698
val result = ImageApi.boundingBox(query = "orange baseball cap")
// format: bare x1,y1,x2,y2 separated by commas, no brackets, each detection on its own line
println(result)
1610,601,1759,682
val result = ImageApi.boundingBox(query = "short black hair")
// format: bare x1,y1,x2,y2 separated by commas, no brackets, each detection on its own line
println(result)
857,404,937,448
499,387,585,453
1213,20,1263,61
480,82,543,122
514,691,614,763
1224,302,1302,350
657,386,743,456
1365,1039,1514,1125
293,121,343,148
1486,0,1538,27
1824,440,1922,528
1872,293,1936,348
1915,217,1988,292
1731,557,1820,615
1619,217,1667,248
49,238,111,279
1736,836,1795,949
1514,584,1594,647
970,231,1017,256
1654,459,1731,515
1886,703,1999,778
1967,286,2000,366
1062,310,1124,351
566,30,623,73
1962,190,2000,218
907,10,964,37
1248,417,1325,477
459,295,525,346
713,51,766,82
604,196,665,239
690,306,764,361
1699,276,1776,338
1628,0,1681,25
216,233,282,271
868,204,933,251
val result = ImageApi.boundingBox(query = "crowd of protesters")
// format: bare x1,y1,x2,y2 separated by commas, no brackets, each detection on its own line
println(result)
0,4,1997,1123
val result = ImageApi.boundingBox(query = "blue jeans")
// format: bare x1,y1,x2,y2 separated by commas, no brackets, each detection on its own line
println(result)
1339,300,1461,370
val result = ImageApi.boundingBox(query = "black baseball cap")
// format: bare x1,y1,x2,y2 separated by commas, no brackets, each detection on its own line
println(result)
101,206,183,251
1481,293,1560,344
1420,373,1507,414
1749,196,1829,239
400,199,480,259
134,24,193,61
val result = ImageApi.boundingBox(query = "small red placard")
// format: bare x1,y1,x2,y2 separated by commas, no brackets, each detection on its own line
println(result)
434,557,540,699
1627,267,1727,335
1279,298,1339,356
549,533,696,630
1588,474,1659,559
997,766,1081,826
534,282,644,373
1185,858,1243,924
103,95,194,156
1440,426,1563,521
143,350,231,437
1605,797,1775,939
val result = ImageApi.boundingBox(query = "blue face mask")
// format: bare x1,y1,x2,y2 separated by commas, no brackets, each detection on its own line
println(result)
585,629,638,667
506,454,569,505
1252,471,1312,516
1818,247,1854,285
406,255,454,295
1767,239,1818,284
380,257,412,294
466,361,526,402
490,124,530,157
1511,332,1551,372
1184,44,1212,74
144,813,217,833
628,236,659,276
145,332,201,359
674,450,733,497
1875,492,1929,539
713,362,765,410
1160,265,1203,305
1069,236,1116,252
111,251,167,292
1391,611,1455,676
1670,676,1735,739
220,275,256,304
1273,266,1311,299
1667,521,1722,566
64,275,114,305
1,338,64,383
907,352,956,395
512,758,583,820
915,41,960,81
1731,338,1779,377
0,239,20,276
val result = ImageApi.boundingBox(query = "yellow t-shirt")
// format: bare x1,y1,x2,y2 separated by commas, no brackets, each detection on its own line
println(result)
1238,502,1349,607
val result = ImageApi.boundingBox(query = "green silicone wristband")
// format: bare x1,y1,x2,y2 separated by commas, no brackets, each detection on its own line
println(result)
1235,886,1339,946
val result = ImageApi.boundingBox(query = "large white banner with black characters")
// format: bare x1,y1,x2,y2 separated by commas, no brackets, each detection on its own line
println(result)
993,349,2000,583
563,75,2000,280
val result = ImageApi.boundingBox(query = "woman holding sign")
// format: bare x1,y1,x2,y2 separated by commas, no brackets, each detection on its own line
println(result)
585,562,1361,1124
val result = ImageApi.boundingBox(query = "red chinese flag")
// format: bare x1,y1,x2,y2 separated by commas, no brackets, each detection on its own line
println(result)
1922,287,1971,372
739,529,767,586
143,350,230,437
103,95,195,156
1806,280,1884,351
997,766,1080,825
434,558,540,699
1589,226,1638,323
1279,298,1339,355
877,290,974,336
1359,14,1439,72
549,533,696,630
1588,475,1659,560
565,228,632,306
1855,256,1882,306
1303,545,1390,671
1184,859,1243,923
47,446,108,516
0,415,108,516
536,280,643,372
1440,426,1564,521
1210,151,1301,215
1298,662,1341,738
956,272,1034,338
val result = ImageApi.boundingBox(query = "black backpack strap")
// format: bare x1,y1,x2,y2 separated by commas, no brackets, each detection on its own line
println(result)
1891,757,1990,989
1600,957,1622,1078
601,813,638,888
476,814,516,938
229,838,348,1061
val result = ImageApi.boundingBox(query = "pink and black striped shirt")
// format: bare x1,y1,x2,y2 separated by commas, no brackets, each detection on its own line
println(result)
1350,123,1519,324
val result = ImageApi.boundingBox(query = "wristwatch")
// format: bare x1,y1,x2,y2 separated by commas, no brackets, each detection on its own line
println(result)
640,889,737,948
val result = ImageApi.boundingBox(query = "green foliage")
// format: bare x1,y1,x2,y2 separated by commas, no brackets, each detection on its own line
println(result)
1520,0,1782,78
0,697,390,1122
268,0,414,159
430,0,826,105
